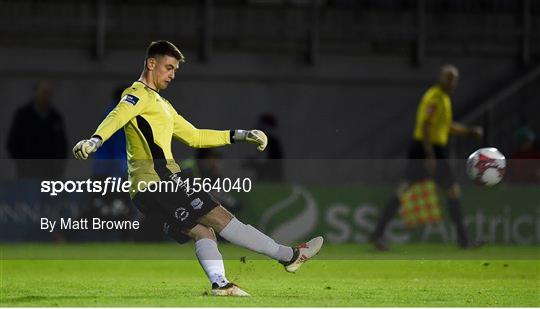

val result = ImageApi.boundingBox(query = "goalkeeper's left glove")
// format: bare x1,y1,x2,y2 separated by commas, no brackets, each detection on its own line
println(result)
73,137,102,160
233,129,268,151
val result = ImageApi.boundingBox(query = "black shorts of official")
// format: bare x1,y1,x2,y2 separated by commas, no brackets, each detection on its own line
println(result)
132,174,220,244
403,140,456,189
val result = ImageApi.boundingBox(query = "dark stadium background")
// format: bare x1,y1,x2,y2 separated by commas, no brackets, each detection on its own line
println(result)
0,0,538,246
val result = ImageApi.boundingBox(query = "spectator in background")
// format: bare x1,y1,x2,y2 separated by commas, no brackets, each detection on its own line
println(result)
7,81,68,179
92,85,128,180
182,148,222,180
87,85,132,241
244,113,284,181
507,125,540,184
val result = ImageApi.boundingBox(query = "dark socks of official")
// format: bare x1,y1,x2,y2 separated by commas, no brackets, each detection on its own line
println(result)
371,194,401,240
447,197,469,247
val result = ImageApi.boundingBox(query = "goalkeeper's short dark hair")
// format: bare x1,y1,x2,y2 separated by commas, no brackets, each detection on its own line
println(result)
146,40,185,62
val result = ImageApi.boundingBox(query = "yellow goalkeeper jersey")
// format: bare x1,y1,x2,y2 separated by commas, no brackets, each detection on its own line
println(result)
413,85,453,146
93,81,231,197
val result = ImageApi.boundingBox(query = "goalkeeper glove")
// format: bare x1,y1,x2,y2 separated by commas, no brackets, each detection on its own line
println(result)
73,137,102,160
233,129,267,151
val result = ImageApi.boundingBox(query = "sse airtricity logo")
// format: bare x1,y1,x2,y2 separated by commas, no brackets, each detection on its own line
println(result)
174,207,189,221
259,186,318,244
121,94,139,105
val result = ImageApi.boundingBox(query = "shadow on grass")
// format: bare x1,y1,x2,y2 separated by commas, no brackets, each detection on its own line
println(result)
2,294,153,305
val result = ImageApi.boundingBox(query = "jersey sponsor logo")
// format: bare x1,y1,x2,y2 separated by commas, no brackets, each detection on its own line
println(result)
174,207,189,221
121,94,140,105
190,198,204,210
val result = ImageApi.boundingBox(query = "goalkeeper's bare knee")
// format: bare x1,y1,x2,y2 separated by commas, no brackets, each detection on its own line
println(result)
185,224,217,242
198,206,235,233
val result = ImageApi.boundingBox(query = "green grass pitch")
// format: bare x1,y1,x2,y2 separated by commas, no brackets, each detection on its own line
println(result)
1,243,539,307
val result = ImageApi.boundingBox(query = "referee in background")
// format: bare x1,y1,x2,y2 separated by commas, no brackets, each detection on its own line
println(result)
370,65,483,250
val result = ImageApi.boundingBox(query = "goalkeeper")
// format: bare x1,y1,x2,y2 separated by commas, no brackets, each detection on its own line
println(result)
73,40,323,296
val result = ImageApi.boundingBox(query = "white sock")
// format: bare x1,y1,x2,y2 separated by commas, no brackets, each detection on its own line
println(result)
195,238,229,287
219,217,293,262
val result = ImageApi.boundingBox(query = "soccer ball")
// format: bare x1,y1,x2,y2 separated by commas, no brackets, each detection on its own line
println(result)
466,147,506,186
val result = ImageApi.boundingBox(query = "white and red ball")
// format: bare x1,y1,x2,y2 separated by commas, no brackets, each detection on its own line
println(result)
466,148,506,186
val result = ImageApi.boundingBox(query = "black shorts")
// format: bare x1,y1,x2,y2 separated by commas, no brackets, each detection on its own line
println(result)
403,140,456,189
132,173,220,244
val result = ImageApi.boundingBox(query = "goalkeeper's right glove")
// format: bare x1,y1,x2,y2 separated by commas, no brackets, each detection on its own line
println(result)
73,137,102,160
